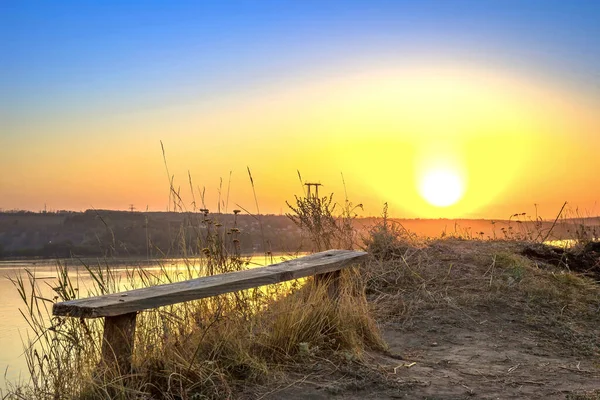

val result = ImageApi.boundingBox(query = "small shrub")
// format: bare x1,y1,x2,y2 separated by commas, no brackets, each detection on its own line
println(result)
285,183,362,251
363,203,416,261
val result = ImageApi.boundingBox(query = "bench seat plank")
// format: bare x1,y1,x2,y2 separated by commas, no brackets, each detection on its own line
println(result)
52,250,367,318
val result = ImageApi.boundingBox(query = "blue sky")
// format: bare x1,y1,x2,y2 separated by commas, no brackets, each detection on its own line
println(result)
2,0,599,119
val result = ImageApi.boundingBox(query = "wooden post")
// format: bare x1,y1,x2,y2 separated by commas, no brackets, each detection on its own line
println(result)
101,312,137,375
315,270,341,300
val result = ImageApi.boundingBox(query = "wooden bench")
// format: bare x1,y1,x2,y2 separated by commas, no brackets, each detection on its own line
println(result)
52,250,368,375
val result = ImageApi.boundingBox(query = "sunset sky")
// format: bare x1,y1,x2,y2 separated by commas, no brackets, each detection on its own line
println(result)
1,1,599,219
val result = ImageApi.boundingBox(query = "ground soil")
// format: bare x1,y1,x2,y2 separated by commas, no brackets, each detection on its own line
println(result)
247,240,600,400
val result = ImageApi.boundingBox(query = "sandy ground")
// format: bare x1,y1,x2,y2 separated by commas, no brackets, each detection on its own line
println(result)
254,311,599,399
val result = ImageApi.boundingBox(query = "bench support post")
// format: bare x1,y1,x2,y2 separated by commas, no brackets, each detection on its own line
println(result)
315,270,341,299
101,312,137,375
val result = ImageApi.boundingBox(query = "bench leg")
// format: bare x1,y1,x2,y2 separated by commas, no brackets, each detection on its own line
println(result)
315,270,341,300
101,312,137,376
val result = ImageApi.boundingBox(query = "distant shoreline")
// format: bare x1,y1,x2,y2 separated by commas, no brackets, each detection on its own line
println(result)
1,210,598,260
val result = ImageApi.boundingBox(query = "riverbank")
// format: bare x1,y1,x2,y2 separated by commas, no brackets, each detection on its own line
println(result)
249,239,600,399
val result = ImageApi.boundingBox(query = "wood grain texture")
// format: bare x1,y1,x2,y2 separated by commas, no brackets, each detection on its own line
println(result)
53,250,367,318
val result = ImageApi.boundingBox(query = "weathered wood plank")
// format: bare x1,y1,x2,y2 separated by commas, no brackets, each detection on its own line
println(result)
53,250,367,318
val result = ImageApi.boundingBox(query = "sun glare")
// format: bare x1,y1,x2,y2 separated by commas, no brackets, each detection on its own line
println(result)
419,169,465,207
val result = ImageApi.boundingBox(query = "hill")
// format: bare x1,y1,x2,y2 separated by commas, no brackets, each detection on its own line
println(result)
1,210,598,259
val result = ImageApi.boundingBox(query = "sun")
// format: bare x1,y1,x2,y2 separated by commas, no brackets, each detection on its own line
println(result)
419,169,465,207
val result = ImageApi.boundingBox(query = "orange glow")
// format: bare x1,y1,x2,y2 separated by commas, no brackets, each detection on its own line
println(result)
1,63,599,218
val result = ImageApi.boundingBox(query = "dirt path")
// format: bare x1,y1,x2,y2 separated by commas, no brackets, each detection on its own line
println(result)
379,308,599,399
256,310,598,399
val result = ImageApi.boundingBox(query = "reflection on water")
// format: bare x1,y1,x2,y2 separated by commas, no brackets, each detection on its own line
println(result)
544,239,578,248
0,255,293,393
543,239,599,248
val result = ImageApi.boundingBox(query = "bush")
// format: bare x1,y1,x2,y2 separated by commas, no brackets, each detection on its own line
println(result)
363,203,416,261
